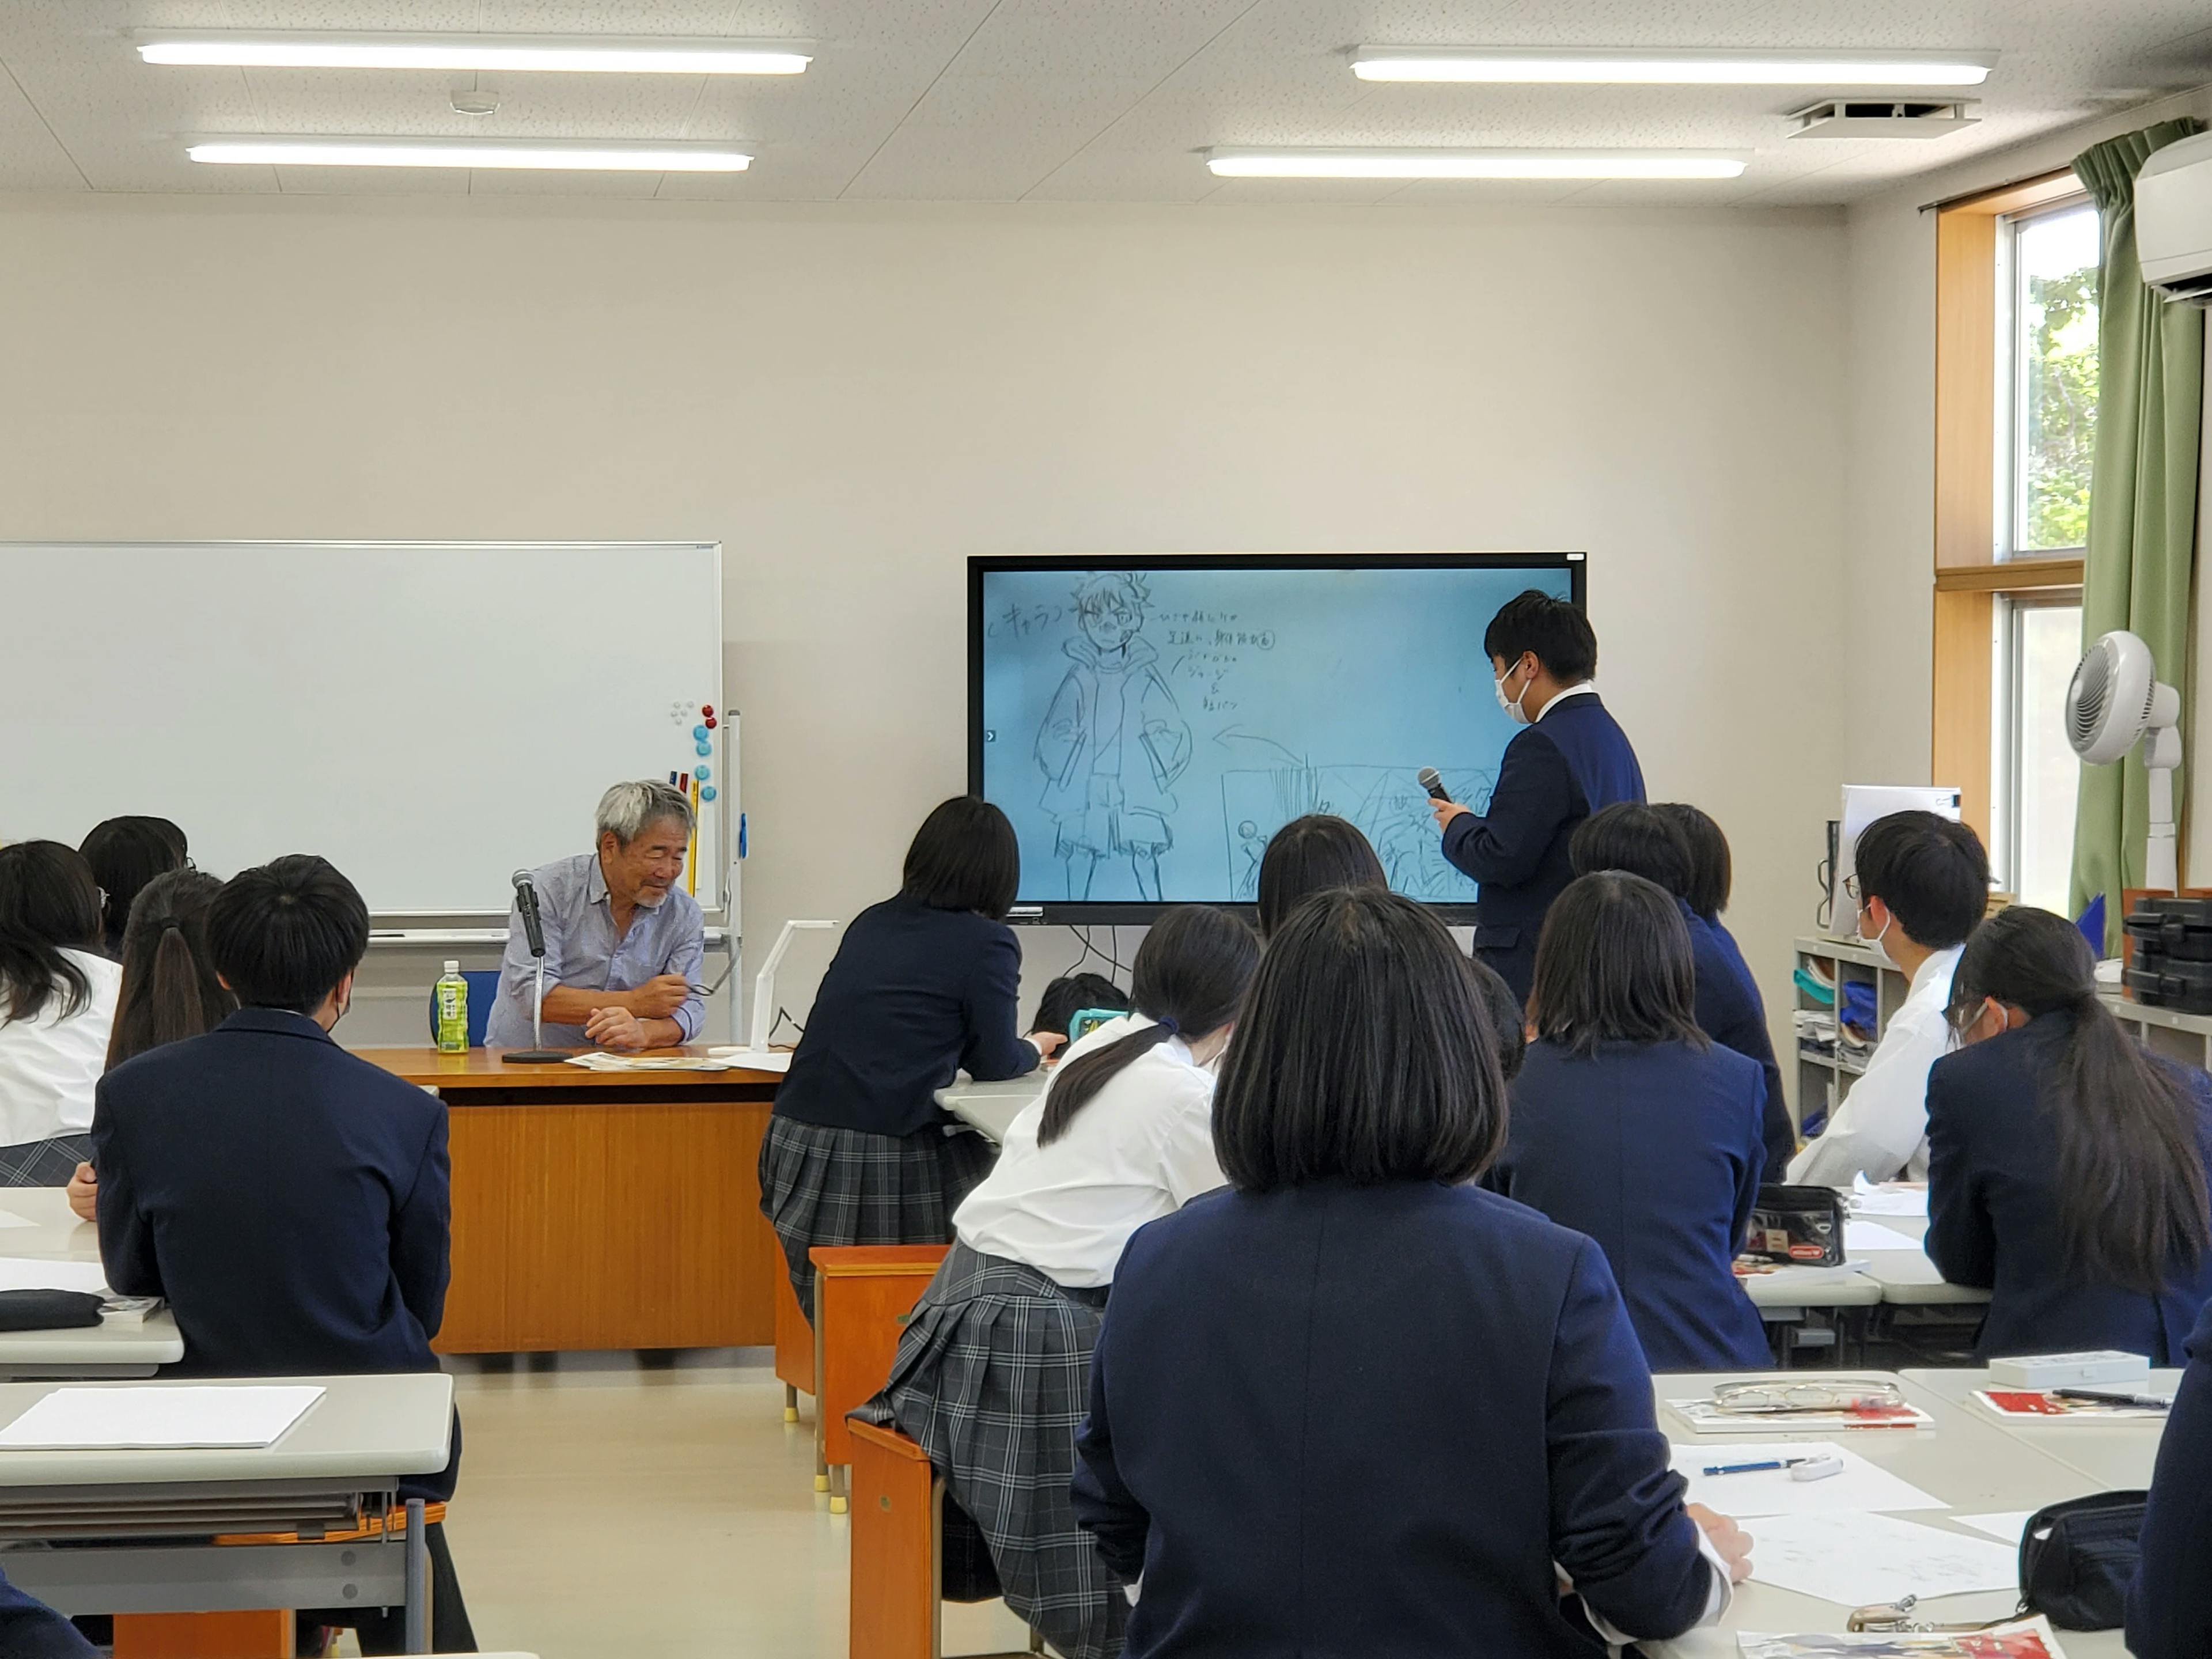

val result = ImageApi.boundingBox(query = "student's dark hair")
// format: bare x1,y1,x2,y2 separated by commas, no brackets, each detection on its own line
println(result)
107,870,233,1069
1529,872,1707,1056
1213,888,1507,1191
1032,972,1129,1041
79,816,189,956
1854,810,1988,950
1254,815,1388,940
1569,802,1693,900
0,842,103,1024
900,797,1020,921
205,855,371,1016
1039,907,1259,1146
1948,906,2210,1296
1654,803,1732,921
1470,957,1527,1082
1482,590,1597,682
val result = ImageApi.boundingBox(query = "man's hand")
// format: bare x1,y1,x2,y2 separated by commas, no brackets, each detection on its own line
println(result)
1431,800,1473,832
628,974,692,1020
1029,1030,1067,1062
584,1005,651,1051
66,1161,97,1225
1687,1504,1753,1584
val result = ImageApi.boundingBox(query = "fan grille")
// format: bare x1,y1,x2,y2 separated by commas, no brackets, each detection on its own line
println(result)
2067,639,2113,750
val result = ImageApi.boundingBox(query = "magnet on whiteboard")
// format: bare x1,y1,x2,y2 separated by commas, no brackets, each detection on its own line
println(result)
695,741,712,756
693,725,709,741
701,785,718,802
695,765,711,782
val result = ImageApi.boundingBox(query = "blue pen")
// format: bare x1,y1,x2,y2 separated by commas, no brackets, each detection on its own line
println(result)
1702,1457,1813,1476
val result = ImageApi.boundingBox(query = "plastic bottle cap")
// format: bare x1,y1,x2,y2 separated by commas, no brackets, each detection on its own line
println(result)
444,960,460,974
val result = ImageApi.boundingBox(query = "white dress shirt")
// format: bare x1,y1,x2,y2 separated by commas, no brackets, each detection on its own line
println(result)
1787,944,1962,1187
1536,681,1598,721
954,1013,1227,1287
0,949,121,1146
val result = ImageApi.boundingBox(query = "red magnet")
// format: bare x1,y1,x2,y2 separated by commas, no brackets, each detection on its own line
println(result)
706,717,718,729
701,704,714,716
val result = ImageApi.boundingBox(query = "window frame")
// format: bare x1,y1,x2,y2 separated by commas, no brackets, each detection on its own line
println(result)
1990,588,2084,904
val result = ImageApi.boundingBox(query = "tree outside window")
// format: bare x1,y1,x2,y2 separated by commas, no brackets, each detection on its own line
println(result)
2014,204,2100,554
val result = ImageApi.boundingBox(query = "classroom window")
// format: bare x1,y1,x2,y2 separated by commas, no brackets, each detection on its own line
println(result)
1991,593,2084,912
1998,202,2101,559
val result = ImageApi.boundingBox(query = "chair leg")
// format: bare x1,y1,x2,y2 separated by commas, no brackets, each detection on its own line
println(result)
785,1383,801,1424
830,1464,850,1515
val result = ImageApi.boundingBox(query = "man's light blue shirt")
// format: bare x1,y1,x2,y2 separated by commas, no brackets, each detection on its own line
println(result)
486,852,706,1048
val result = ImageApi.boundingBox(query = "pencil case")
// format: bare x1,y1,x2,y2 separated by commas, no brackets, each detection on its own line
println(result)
0,1289,105,1331
2018,1490,2146,1630
1744,1184,1846,1267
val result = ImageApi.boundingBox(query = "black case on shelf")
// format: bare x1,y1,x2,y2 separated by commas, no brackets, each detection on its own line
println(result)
2124,896,2212,963
2124,957,2212,1014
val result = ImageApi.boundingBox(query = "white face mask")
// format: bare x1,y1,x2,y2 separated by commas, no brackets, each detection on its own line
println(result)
1858,903,1892,958
1495,663,1532,726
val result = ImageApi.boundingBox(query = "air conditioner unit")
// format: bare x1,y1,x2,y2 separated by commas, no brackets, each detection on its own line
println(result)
2139,130,2212,307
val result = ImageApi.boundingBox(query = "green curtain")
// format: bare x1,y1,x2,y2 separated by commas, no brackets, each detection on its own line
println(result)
2070,118,2206,937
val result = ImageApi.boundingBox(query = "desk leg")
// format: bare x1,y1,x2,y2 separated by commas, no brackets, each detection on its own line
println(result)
813,1286,832,1494
403,1499,428,1655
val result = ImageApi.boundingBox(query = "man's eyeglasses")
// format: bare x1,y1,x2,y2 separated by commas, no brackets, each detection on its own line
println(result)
1843,873,1862,906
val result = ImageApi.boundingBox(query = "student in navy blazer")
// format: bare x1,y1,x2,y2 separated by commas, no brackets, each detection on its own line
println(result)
1927,906,2212,1364
1072,888,1752,1657
2130,1296,2212,1658
0,1567,93,1658
1432,590,1645,1004
1569,804,1795,1176
1494,870,1770,1372
90,856,475,1656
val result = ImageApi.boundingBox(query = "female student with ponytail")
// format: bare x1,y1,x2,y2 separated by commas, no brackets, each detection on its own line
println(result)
67,869,232,1222
1927,905,2212,1362
862,904,1260,1659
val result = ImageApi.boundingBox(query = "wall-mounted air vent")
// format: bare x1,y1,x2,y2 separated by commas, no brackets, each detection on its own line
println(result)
1788,99,1979,139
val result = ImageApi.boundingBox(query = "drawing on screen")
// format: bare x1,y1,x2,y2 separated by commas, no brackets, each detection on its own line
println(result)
1220,750,1494,901
1035,574,1195,902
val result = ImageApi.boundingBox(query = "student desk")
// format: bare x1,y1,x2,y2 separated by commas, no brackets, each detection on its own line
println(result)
0,1372,451,1628
1848,1213,1994,1308
1902,1365,2178,1491
0,1190,184,1379
934,1076,1048,1144
358,1047,785,1352
1653,1369,2127,1656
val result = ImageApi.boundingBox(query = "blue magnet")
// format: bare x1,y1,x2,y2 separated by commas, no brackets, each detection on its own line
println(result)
701,785,718,802
694,764,711,782
695,741,712,756
738,812,747,856
692,725,709,741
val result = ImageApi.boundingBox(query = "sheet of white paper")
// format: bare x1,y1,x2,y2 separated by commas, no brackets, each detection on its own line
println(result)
0,1384,324,1450
1672,1441,1947,1517
1849,1176,1930,1217
704,1048,794,1074
1738,1512,2021,1607
1666,1399,1934,1434
1952,1511,2033,1543
1844,1219,1924,1252
0,1257,109,1295
0,1211,39,1230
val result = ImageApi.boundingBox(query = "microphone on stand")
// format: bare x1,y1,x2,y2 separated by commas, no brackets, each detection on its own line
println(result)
500,868,571,1066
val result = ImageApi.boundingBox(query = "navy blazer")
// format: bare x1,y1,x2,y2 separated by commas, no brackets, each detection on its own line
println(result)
0,1567,93,1658
774,895,1039,1139
1683,903,1794,1176
1926,1015,2212,1363
1072,1180,1715,1657
1497,1038,1770,1371
1441,693,1645,1003
91,1007,457,1499
2129,1297,2212,1659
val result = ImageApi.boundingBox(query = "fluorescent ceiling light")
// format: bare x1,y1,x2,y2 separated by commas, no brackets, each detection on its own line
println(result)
140,32,809,75
1350,47,1995,86
186,138,753,172
1205,148,1748,181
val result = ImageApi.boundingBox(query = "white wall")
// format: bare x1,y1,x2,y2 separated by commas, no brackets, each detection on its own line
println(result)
0,192,1849,1054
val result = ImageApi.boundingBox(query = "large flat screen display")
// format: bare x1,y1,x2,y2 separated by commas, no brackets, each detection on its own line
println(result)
970,553,1584,922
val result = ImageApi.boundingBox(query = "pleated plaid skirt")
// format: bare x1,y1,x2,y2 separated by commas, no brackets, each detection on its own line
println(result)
0,1133,92,1187
860,1242,1127,1659
756,1115,997,1321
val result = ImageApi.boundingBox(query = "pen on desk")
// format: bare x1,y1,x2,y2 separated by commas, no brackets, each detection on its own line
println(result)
1702,1457,1813,1476
2053,1388,2173,1411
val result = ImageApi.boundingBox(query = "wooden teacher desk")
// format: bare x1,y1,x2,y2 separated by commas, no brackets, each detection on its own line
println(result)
358,1048,784,1354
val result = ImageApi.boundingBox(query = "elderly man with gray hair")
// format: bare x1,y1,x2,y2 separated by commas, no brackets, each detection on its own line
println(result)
487,781,706,1052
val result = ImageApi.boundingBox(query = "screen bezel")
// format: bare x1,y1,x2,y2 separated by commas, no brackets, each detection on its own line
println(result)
968,551,1588,925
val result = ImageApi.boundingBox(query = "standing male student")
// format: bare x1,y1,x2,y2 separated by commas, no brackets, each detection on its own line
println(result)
1432,590,1645,1003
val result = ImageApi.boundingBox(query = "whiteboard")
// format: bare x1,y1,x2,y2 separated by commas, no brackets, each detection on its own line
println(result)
0,543,726,918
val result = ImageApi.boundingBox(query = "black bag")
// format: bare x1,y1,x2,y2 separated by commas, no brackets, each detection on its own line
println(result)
2018,1491,2146,1630
0,1289,104,1331
1744,1184,1846,1267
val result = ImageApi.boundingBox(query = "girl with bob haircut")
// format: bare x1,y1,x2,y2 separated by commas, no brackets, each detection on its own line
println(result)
760,797,1065,1324
1073,887,1750,1655
0,842,122,1184
865,904,1259,1659
1252,814,1387,941
1492,872,1769,1370
67,869,233,1222
1927,905,2212,1362
78,816,189,960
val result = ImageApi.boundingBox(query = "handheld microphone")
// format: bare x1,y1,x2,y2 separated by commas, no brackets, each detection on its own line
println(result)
511,869,548,959
1418,767,1452,804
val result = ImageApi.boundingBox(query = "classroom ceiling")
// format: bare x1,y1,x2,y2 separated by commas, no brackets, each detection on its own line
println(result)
0,1,2206,207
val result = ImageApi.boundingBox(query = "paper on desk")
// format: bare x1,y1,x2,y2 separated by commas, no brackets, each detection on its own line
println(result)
1668,1399,1934,1434
1844,1219,1924,1252
1735,1511,2020,1609
0,1211,37,1230
1737,1615,2070,1657
0,1258,109,1295
564,1053,743,1073
1953,1510,2033,1543
704,1047,794,1074
1850,1175,1930,1218
0,1384,324,1450
1672,1441,1945,1516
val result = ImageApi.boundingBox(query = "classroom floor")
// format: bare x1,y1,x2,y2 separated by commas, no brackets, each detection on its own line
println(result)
429,1351,1034,1659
